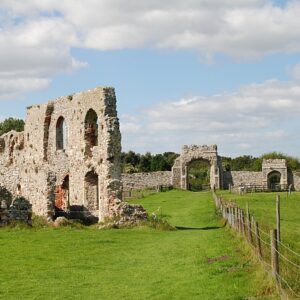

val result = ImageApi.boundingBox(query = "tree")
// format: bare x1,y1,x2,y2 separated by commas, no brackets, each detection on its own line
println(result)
150,154,168,171
138,152,152,172
0,118,25,136
162,152,180,171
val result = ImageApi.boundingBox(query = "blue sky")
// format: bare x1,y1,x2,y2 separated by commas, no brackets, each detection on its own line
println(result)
1,0,300,157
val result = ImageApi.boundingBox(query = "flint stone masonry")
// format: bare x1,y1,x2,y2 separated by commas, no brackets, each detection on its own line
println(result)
291,172,300,190
223,159,290,191
0,87,146,222
121,171,172,191
262,159,288,189
223,171,263,189
172,145,222,190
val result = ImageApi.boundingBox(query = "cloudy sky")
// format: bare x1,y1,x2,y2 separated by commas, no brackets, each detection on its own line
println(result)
1,0,300,157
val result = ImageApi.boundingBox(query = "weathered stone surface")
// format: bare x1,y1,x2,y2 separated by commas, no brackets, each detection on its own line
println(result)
223,171,263,189
262,159,288,190
0,86,130,222
121,171,172,191
172,145,222,189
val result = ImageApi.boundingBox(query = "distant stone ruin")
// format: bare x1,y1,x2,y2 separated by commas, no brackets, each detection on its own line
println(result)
0,87,146,223
122,145,300,193
262,159,288,190
172,145,222,190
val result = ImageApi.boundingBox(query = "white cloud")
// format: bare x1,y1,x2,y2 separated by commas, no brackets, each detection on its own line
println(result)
290,63,300,80
120,78,300,156
1,1,300,98
0,77,50,99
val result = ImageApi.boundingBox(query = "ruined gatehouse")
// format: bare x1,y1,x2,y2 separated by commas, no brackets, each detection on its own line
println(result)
0,87,126,222
172,145,222,190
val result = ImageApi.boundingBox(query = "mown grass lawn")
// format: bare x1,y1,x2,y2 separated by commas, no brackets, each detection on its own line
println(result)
0,190,279,299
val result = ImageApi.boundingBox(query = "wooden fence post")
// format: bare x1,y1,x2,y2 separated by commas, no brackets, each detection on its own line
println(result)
254,221,262,258
271,229,279,280
240,209,243,234
241,209,245,236
233,207,237,229
246,203,253,244
229,207,233,227
276,195,280,242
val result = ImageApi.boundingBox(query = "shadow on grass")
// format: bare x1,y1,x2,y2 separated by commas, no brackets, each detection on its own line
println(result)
175,224,226,231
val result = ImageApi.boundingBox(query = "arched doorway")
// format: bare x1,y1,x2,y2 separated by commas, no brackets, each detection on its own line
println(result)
84,109,98,157
55,175,70,212
172,145,221,190
187,159,211,191
84,171,99,211
268,171,281,191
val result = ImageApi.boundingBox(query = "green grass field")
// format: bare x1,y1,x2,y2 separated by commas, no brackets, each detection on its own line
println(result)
0,190,279,299
217,191,300,296
218,191,300,251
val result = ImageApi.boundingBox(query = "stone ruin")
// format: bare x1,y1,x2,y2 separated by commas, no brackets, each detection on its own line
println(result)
172,145,222,190
0,86,146,224
262,159,288,190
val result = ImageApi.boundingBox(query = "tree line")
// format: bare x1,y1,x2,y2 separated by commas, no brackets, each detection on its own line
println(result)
221,152,300,172
0,118,25,137
121,151,179,173
122,151,300,173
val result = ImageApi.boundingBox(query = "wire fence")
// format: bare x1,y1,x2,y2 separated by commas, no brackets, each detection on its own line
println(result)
212,192,300,299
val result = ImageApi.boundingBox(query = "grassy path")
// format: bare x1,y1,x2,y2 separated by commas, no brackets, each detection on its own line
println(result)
0,190,278,299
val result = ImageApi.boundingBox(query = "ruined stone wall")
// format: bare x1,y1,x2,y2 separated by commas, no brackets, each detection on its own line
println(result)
289,172,300,191
0,87,122,222
223,171,264,189
122,171,172,191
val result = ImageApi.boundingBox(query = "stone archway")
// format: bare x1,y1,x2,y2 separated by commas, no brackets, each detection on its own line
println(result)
267,170,281,191
172,145,222,190
262,159,288,191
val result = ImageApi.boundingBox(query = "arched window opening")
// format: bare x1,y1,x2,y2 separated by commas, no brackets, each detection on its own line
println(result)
84,109,98,157
187,159,211,191
268,171,281,191
84,171,99,211
55,175,70,212
56,116,67,150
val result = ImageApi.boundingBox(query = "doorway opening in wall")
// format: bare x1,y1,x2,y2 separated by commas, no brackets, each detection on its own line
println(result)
84,170,99,212
54,175,69,217
268,171,281,191
187,159,211,191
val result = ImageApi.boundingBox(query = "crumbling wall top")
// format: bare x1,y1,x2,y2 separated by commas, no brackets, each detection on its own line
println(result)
262,159,287,169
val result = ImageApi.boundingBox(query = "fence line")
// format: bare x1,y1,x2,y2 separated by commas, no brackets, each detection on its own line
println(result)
212,192,300,298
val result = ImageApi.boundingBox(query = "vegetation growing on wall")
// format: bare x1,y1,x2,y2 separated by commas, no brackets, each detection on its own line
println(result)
0,118,25,136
